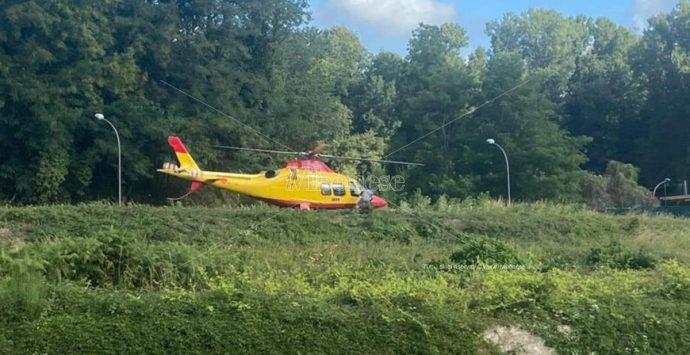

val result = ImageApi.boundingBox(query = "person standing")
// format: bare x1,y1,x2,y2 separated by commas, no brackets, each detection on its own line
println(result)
356,188,373,212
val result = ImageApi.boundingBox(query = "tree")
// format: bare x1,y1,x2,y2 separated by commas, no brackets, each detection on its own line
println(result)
0,0,315,203
630,0,690,185
0,0,137,203
470,51,589,201
565,18,643,172
389,23,479,198
581,161,656,210
487,9,590,100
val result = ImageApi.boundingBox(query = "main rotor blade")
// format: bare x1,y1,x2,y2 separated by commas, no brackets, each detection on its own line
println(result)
213,145,424,166
316,154,424,166
213,145,299,155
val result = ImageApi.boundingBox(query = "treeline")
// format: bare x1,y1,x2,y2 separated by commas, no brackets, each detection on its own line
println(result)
1,0,689,204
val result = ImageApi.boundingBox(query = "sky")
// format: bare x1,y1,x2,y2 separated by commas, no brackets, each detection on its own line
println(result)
309,0,679,55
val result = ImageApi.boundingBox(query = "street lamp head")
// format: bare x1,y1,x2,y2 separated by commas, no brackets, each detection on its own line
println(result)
664,178,671,182
94,113,104,120
486,138,495,145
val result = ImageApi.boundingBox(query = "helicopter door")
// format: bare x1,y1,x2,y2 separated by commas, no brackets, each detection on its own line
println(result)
286,168,298,191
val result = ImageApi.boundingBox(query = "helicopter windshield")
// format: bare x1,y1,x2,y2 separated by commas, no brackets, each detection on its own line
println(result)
349,181,361,197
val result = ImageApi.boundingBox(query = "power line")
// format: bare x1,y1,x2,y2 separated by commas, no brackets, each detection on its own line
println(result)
385,79,531,158
159,79,294,152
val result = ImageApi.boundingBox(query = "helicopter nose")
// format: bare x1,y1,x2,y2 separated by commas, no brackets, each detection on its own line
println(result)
372,195,388,208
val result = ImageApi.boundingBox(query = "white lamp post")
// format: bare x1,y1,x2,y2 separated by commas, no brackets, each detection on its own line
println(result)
652,178,671,199
95,113,122,206
487,138,511,205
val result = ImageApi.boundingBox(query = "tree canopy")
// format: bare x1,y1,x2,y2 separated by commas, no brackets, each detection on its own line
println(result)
1,0,688,205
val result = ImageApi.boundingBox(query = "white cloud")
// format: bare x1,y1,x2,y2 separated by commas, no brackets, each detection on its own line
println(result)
321,0,457,36
632,0,677,31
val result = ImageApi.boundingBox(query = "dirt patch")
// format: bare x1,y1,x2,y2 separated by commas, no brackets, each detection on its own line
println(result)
482,325,555,355
0,227,11,238
0,226,26,248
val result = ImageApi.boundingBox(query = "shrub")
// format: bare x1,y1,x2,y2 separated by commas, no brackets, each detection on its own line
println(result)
407,189,431,209
585,240,657,270
0,271,49,322
581,161,657,210
450,238,522,266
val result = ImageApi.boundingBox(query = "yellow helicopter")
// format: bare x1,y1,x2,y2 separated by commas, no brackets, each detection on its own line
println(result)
158,136,422,209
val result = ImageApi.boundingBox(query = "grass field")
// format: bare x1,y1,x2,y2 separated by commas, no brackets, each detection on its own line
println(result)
1,202,689,353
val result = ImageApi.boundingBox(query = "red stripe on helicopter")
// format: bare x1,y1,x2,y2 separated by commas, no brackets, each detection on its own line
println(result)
168,136,188,154
257,197,358,209
257,197,387,209
282,160,333,172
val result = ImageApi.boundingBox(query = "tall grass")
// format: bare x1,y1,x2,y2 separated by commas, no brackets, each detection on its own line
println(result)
0,265,49,322
1,203,689,353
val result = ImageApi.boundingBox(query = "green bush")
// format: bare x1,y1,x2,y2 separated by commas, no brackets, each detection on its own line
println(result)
450,238,522,266
0,272,49,323
585,240,657,270
581,161,657,210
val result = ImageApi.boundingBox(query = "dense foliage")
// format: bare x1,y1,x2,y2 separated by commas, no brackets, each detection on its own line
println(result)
1,203,690,353
2,0,690,204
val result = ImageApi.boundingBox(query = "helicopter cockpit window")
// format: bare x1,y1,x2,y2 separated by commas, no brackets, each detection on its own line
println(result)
320,183,331,196
265,170,277,178
349,182,360,197
333,183,346,196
